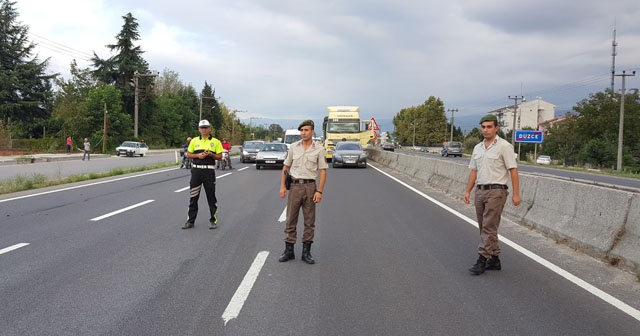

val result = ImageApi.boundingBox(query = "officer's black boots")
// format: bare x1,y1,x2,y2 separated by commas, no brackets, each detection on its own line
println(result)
301,242,315,264
469,255,487,275
278,242,295,262
485,255,501,270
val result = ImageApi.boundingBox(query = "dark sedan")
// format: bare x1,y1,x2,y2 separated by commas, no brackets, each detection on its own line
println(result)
240,140,265,163
382,142,395,151
332,141,367,168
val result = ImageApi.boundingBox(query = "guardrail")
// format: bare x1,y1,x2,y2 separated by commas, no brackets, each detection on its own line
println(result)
367,148,640,273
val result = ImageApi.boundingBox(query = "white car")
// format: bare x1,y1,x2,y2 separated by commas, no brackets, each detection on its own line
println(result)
115,141,148,157
255,143,288,169
536,155,551,165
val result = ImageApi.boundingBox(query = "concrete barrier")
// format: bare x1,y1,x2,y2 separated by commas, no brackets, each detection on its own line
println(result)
368,148,640,274
610,194,640,271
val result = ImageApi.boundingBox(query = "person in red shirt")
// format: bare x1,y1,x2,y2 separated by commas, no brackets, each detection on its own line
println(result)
221,138,231,151
217,138,232,169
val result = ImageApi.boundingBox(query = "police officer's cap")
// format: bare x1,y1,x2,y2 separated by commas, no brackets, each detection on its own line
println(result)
298,119,314,130
479,114,498,124
198,119,211,128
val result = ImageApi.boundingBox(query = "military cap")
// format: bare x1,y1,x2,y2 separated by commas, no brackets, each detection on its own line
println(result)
479,114,498,124
298,119,314,130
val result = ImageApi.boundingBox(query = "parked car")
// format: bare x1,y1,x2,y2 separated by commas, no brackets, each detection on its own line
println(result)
255,143,288,169
381,142,395,152
536,155,551,165
441,141,463,157
240,140,265,163
332,141,367,168
115,141,148,157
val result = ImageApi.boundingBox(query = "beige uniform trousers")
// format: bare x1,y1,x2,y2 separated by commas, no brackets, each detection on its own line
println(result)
474,188,508,258
285,182,317,244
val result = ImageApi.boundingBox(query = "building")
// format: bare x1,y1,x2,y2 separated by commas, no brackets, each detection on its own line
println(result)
489,98,556,134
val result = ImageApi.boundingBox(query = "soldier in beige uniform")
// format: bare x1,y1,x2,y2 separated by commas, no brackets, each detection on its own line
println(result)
464,114,521,275
279,120,328,264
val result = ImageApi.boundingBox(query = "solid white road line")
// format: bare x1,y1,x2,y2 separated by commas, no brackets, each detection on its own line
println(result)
369,163,640,322
238,167,249,171
0,243,29,256
0,168,177,204
222,251,269,326
278,206,287,222
90,200,155,221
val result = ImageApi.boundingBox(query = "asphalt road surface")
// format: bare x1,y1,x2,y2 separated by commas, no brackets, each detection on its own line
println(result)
1,159,639,335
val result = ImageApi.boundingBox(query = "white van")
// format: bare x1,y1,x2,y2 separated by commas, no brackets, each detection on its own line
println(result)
283,129,301,148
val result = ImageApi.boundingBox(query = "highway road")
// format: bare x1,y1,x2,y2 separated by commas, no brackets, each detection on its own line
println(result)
0,150,181,182
401,150,640,191
1,159,640,335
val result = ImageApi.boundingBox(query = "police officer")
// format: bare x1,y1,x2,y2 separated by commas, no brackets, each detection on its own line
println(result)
464,114,521,275
182,120,224,230
279,119,328,264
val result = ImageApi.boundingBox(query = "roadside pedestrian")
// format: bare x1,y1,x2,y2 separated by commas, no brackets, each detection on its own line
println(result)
82,138,90,161
66,136,72,154
181,137,192,168
278,119,327,264
463,114,521,275
182,120,224,230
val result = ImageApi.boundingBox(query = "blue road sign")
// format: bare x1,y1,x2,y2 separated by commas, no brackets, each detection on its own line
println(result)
515,130,543,143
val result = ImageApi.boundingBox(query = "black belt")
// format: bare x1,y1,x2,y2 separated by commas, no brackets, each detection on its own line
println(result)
477,184,508,190
192,164,216,169
292,179,315,184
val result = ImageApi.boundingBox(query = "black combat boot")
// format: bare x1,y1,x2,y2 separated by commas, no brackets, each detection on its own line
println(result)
301,242,315,264
278,242,295,262
485,256,501,270
468,255,487,275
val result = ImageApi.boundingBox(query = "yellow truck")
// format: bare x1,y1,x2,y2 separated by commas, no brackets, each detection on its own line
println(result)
322,106,377,161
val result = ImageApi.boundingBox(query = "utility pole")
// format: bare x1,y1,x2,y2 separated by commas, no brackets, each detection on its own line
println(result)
133,71,159,138
614,70,635,172
610,23,617,93
447,108,458,142
103,102,108,154
508,96,524,144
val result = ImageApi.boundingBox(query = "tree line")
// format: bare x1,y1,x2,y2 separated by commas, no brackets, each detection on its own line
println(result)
0,2,283,153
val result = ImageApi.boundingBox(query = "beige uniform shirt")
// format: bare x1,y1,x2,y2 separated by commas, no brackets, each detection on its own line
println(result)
469,136,517,185
285,140,328,179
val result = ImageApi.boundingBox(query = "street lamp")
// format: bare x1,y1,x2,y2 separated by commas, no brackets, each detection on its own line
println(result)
199,95,217,121
447,108,458,143
614,70,636,171
249,116,260,139
508,95,524,144
412,120,416,148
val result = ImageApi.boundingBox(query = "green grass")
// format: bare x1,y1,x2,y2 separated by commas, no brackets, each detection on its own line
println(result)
0,162,178,195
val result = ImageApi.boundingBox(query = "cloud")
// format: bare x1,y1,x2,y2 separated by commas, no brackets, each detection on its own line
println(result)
14,0,640,124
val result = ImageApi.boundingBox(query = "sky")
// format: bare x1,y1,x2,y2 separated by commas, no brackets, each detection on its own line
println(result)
15,0,640,131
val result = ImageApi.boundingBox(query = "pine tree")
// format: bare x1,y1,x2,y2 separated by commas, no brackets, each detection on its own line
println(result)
91,12,150,130
0,0,55,136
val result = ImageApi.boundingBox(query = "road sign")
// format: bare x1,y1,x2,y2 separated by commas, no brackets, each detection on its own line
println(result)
369,117,380,131
515,130,543,143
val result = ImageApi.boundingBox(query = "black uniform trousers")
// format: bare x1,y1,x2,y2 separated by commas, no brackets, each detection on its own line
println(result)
186,167,217,224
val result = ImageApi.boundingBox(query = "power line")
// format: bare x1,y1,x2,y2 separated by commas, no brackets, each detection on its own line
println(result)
28,32,93,61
